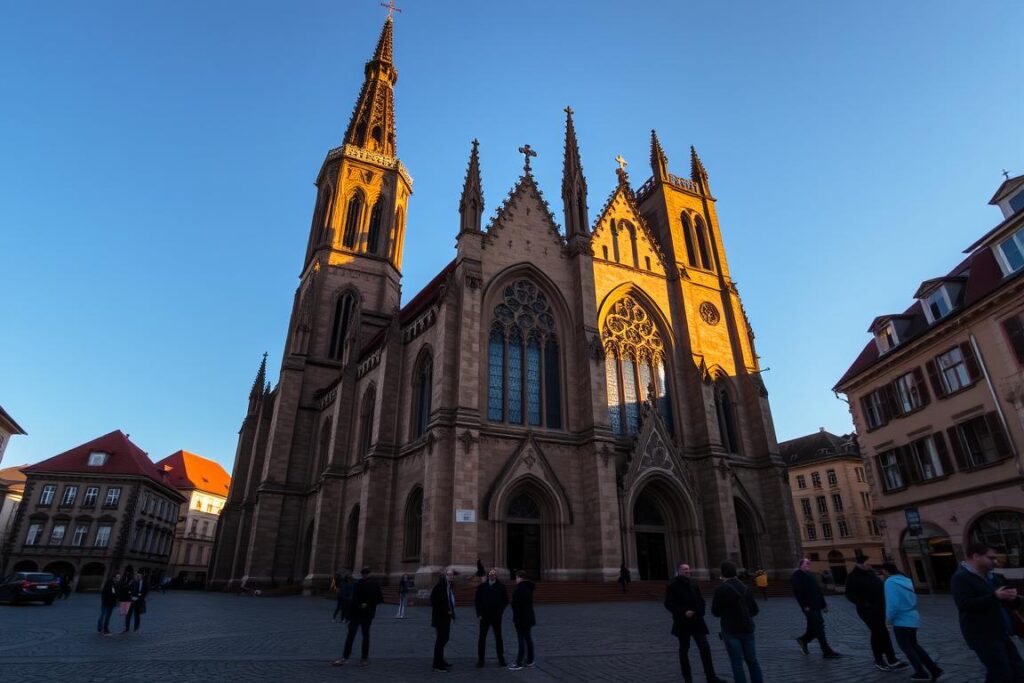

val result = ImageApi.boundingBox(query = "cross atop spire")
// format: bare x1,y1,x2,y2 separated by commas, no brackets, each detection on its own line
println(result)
380,0,402,20
342,14,399,156
615,154,628,171
519,144,537,173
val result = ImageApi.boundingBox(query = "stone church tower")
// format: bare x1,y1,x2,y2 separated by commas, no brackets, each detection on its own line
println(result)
210,16,799,591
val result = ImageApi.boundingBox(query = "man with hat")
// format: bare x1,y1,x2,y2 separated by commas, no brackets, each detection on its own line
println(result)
844,554,907,672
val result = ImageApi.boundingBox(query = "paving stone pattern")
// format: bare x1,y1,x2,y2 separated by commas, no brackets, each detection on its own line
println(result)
0,591,1018,682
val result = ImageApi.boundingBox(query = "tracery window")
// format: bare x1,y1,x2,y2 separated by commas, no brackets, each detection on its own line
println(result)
358,386,376,458
681,213,697,267
486,280,562,428
366,201,384,255
714,380,739,453
412,352,432,438
342,192,363,249
602,296,672,436
694,216,712,270
328,293,356,361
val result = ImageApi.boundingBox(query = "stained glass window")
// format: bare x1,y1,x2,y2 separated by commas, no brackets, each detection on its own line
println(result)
526,336,541,426
487,280,562,429
367,201,383,254
656,361,672,430
638,362,652,403
343,192,362,248
606,355,622,435
508,327,523,424
623,357,639,434
488,328,504,421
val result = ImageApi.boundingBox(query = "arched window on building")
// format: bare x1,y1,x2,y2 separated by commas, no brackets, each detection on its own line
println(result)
486,279,562,428
366,200,384,255
621,220,639,268
714,379,739,453
694,216,712,270
328,293,356,361
610,221,621,263
412,352,432,438
342,191,363,249
358,386,376,458
389,206,405,263
681,213,697,267
313,188,332,246
969,510,1024,568
602,296,672,436
403,487,423,560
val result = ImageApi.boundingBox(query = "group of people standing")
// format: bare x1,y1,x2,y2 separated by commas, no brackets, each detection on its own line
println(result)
96,571,149,636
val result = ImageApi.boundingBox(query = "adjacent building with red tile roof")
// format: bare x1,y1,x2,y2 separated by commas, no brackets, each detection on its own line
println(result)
155,450,230,587
834,174,1024,589
1,430,186,591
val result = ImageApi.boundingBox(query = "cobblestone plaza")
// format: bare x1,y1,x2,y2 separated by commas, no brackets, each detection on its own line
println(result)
0,591,1016,682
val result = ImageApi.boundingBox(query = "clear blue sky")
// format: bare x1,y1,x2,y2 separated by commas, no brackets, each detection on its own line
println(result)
2,1,1021,471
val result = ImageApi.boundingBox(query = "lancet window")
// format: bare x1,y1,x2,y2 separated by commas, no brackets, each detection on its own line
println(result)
342,192,363,249
602,296,672,435
367,201,384,255
487,280,562,429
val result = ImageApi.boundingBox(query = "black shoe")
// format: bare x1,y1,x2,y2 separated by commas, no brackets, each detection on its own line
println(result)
822,651,843,659
874,662,892,672
888,661,909,670
795,637,809,655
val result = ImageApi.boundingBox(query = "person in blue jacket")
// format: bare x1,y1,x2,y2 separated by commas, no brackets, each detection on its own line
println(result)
882,562,942,681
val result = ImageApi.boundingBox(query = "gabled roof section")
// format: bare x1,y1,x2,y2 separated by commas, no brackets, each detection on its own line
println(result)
0,404,26,435
485,171,564,248
989,173,1024,205
779,430,859,467
913,275,967,299
866,313,915,334
23,430,185,499
591,176,670,269
155,450,231,497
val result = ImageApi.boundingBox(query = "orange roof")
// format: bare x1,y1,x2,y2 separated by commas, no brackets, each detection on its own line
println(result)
0,465,28,494
154,450,231,497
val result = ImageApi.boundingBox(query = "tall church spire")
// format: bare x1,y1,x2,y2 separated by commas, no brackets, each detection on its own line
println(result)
650,129,669,182
561,106,589,239
459,139,484,234
342,16,398,157
247,352,268,414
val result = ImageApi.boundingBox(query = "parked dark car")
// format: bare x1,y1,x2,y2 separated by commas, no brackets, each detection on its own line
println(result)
0,572,60,605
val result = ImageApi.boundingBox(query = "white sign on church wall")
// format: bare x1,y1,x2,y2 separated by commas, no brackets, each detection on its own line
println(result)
455,509,476,523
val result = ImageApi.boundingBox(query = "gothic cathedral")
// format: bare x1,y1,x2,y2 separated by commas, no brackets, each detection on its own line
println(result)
210,16,800,591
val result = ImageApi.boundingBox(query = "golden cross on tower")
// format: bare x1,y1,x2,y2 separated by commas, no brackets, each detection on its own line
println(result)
380,0,402,20
615,154,628,171
518,144,537,172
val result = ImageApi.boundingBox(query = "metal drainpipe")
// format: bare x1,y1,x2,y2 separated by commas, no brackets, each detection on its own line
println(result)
968,333,1024,477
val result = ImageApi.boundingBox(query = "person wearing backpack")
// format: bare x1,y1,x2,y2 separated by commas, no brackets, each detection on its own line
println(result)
711,561,764,683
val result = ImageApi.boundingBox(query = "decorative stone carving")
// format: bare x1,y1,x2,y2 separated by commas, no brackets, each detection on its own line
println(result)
699,301,720,326
602,296,665,361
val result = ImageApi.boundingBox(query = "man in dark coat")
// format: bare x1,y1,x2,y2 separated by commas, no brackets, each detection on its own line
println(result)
430,567,457,672
474,567,509,667
332,567,383,667
791,558,841,658
122,572,147,634
844,555,906,671
507,570,536,670
951,543,1024,682
664,562,723,683
97,572,120,635
711,561,764,683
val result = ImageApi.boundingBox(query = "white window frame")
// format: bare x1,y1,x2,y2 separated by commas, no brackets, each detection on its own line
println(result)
25,523,43,545
60,485,78,507
879,451,904,491
863,390,887,429
49,523,67,544
922,287,953,323
838,520,850,538
894,372,924,413
87,451,108,466
995,226,1024,276
94,525,112,548
82,487,99,507
816,496,828,514
104,487,121,507
911,435,944,480
826,469,838,487
71,524,89,546
39,485,56,506
875,323,900,354
937,347,970,393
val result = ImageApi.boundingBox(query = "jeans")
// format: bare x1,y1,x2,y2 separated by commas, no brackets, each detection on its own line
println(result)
799,609,834,653
478,616,505,662
333,597,344,621
859,611,896,664
970,635,1024,683
342,617,372,660
723,633,764,683
124,602,142,632
97,604,114,633
433,621,451,669
397,593,407,618
515,625,534,666
893,627,940,677
676,631,717,681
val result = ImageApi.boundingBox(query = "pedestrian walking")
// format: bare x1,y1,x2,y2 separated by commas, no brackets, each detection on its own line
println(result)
332,567,383,667
754,569,768,601
791,558,842,658
430,567,457,673
122,572,147,634
507,571,536,671
397,573,411,618
97,572,119,635
881,562,942,681
951,542,1024,682
711,561,764,683
618,562,631,593
475,567,508,667
845,554,907,672
61,574,73,599
664,562,724,683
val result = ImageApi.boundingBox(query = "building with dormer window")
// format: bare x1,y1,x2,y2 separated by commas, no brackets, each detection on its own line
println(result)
835,172,1024,590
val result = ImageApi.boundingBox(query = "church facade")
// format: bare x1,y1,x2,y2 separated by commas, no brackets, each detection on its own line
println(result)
209,16,800,591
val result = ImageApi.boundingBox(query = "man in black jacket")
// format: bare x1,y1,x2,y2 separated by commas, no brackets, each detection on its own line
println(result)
122,572,147,634
508,570,536,670
711,561,764,683
332,567,383,668
791,558,841,658
844,555,906,671
430,568,458,672
951,543,1024,682
97,572,120,635
474,567,509,667
664,562,724,683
